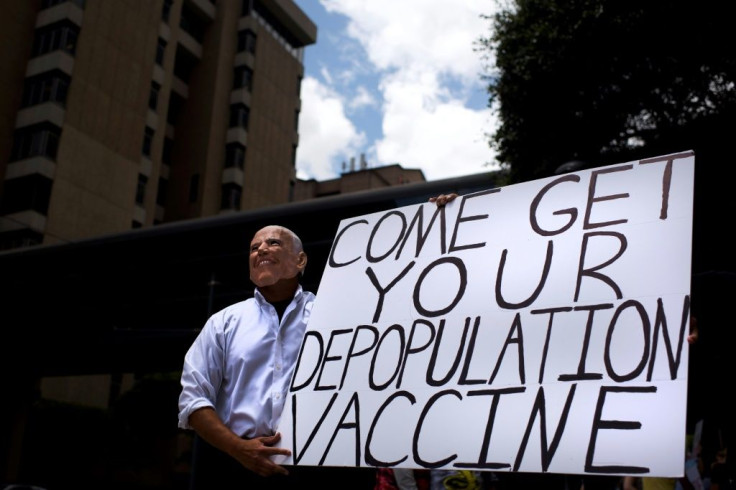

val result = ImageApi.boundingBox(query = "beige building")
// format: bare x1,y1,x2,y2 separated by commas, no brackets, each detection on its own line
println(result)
294,157,427,200
0,0,316,251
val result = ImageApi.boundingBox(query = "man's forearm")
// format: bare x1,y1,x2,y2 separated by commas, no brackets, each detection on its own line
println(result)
188,407,242,457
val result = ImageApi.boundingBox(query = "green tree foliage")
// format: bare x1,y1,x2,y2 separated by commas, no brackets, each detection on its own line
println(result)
479,0,736,184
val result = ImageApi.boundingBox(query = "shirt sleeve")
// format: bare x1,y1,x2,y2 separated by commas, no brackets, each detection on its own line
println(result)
177,314,225,429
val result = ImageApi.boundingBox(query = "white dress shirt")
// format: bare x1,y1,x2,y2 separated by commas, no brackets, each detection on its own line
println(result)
178,285,315,438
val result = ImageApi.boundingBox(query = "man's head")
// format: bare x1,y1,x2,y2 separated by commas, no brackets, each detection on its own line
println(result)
249,225,307,292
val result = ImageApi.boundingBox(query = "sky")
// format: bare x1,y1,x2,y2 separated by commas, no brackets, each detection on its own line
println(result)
292,0,500,183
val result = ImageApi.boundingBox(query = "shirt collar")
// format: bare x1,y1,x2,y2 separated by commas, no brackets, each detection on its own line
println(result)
254,284,303,307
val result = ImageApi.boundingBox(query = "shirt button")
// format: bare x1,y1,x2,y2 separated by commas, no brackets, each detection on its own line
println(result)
276,364,281,371
275,393,281,400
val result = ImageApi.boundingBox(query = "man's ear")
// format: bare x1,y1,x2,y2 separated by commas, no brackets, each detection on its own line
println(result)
296,252,307,273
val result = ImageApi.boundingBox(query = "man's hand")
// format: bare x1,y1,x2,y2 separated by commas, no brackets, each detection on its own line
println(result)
228,432,292,477
429,193,458,206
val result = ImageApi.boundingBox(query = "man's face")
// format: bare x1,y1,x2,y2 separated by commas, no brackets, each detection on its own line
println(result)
249,226,305,288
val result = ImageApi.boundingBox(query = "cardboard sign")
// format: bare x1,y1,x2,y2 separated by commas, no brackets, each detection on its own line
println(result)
276,151,695,477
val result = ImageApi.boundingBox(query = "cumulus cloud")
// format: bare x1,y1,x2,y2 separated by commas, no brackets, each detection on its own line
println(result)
296,0,499,181
296,77,366,180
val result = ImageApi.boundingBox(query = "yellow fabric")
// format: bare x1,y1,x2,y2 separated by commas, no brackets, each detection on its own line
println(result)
641,477,677,490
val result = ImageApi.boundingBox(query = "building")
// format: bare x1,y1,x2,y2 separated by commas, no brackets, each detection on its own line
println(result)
0,0,316,251
294,155,427,200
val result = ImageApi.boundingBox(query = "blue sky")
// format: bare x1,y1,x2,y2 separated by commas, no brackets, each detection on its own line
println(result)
292,0,500,182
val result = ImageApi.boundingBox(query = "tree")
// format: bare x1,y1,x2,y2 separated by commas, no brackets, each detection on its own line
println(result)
479,0,736,184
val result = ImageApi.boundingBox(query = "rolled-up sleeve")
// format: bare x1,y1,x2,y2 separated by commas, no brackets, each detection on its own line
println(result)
178,316,223,429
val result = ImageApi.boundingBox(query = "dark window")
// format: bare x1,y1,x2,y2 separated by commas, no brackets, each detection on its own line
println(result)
32,20,79,57
155,38,167,65
291,144,297,168
229,103,250,129
180,4,207,44
135,174,148,204
233,66,253,91
0,229,43,251
41,0,85,9
173,46,197,84
189,174,200,203
21,70,70,108
297,75,302,95
162,0,172,22
10,123,61,162
224,143,245,169
294,109,299,130
162,137,173,165
242,0,252,16
142,127,154,157
220,183,242,210
156,177,168,206
149,81,160,110
0,174,53,215
237,29,256,54
167,91,185,125
132,220,143,229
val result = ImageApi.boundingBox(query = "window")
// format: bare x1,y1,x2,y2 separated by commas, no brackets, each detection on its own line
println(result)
0,229,43,251
142,127,154,157
189,174,200,203
32,20,79,57
237,29,256,54
229,103,250,129
162,0,172,22
131,220,143,229
155,38,167,65
41,0,85,9
294,109,300,130
180,4,206,44
21,70,70,108
0,174,53,215
242,0,252,16
220,183,242,210
233,66,253,91
162,137,173,165
156,178,168,206
135,174,148,205
10,123,61,162
224,143,245,169
149,81,160,111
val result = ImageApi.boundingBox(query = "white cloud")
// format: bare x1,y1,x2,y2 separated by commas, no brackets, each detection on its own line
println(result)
296,77,366,180
297,0,499,181
348,86,378,111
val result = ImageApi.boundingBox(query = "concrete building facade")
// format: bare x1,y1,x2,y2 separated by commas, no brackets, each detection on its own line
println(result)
0,0,316,250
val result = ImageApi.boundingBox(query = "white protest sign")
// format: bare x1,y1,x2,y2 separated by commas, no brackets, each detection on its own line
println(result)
276,151,695,478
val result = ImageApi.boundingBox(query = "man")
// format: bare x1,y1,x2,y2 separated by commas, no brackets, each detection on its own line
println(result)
178,225,323,488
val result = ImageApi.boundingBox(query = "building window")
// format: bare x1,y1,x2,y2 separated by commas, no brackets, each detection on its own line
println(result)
32,20,79,57
156,177,168,206
242,0,252,16
21,70,70,108
0,229,43,251
180,4,207,44
10,123,61,162
132,220,143,229
135,174,148,205
224,143,245,169
155,37,167,65
0,174,53,215
237,29,256,54
189,174,200,203
229,103,250,129
220,183,242,210
294,109,300,130
142,127,154,157
162,137,173,165
41,0,85,9
233,66,253,91
149,81,160,111
162,0,173,22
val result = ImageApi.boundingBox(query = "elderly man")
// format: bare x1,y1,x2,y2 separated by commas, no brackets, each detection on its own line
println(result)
178,225,332,488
